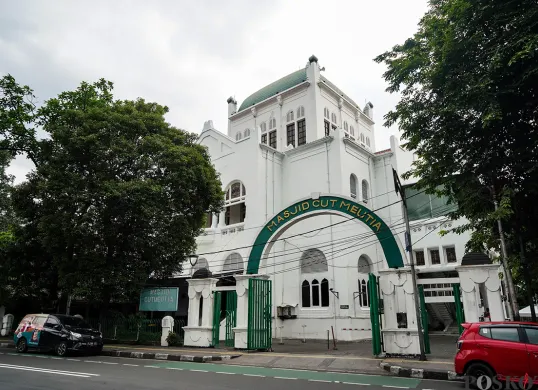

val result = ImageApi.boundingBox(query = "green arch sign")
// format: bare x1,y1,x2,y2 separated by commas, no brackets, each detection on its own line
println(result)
246,195,404,274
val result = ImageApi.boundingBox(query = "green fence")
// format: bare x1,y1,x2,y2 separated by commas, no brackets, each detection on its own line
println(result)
368,273,382,356
247,278,272,351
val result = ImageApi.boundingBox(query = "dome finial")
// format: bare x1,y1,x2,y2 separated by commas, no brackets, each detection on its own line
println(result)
308,54,318,64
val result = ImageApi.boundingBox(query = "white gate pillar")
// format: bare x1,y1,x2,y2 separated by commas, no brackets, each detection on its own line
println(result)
379,268,421,356
233,274,269,349
183,277,218,347
456,264,504,322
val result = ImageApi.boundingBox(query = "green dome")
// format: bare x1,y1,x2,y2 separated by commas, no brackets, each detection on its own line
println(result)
238,68,308,112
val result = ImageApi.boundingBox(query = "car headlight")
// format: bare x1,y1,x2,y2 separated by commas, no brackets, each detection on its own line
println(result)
70,332,82,339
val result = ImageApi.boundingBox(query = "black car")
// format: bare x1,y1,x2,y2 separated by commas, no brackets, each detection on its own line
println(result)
14,314,103,356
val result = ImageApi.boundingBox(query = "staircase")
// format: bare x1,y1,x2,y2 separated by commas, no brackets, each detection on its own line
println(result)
427,303,454,332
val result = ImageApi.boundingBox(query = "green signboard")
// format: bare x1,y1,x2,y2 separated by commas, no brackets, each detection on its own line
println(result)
139,288,179,312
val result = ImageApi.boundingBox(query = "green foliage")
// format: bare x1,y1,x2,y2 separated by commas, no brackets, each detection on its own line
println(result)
0,75,223,313
376,0,538,304
166,331,181,346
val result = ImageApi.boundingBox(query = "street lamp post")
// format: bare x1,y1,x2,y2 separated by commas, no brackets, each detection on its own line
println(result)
188,254,199,268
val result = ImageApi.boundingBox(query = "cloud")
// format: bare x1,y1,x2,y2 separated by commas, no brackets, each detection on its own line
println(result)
1,0,428,182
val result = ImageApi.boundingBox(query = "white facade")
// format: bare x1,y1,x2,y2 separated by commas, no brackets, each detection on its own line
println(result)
191,56,473,341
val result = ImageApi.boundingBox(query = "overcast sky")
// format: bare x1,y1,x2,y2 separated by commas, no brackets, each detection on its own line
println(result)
1,0,428,183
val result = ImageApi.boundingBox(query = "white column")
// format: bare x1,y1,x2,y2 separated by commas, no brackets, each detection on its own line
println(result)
183,278,218,347
233,274,270,349
211,213,218,229
218,210,226,229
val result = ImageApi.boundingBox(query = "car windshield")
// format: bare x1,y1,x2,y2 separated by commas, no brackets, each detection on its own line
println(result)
56,316,92,329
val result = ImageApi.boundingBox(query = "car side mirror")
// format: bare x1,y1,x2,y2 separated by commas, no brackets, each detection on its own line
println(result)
54,324,62,331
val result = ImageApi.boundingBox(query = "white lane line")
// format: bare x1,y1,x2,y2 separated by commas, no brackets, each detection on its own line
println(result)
309,379,332,383
7,353,18,356
166,367,183,370
244,374,265,377
190,369,208,372
67,359,81,362
144,365,160,368
84,361,102,364
274,377,297,380
123,364,139,367
50,357,63,360
343,383,371,386
382,386,409,389
0,363,100,378
273,368,309,372
216,372,235,375
101,362,118,365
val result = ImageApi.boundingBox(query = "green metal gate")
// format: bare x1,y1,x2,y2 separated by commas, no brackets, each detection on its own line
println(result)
453,283,465,334
212,290,237,347
247,278,272,351
418,285,431,354
368,273,382,356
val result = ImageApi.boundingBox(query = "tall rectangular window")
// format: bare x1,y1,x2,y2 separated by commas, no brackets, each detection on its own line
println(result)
269,130,277,149
286,123,295,147
297,119,306,146
261,134,267,144
324,120,330,136
415,250,425,266
445,247,457,263
429,249,441,265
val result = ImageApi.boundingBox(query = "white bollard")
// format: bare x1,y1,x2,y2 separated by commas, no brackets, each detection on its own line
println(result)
1,314,14,337
161,316,174,347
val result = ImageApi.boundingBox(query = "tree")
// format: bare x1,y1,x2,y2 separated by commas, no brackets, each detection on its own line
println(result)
0,76,223,316
375,0,538,314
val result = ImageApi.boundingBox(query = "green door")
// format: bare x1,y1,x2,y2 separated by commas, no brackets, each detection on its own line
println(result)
247,278,272,351
453,283,465,334
418,285,431,354
212,291,237,347
368,273,382,356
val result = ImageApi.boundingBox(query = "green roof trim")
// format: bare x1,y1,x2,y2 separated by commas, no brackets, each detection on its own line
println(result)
238,68,307,112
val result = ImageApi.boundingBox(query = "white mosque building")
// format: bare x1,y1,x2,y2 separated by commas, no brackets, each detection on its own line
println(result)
187,55,476,341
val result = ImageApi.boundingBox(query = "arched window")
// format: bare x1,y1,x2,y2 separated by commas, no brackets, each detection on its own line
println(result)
286,110,294,123
350,174,358,198
222,253,244,273
358,255,371,309
331,112,337,123
350,126,355,137
361,180,369,203
269,117,276,129
224,181,247,225
302,280,311,307
366,137,370,147
360,133,365,143
297,106,305,118
236,132,242,141
344,121,349,131
324,107,330,119
321,278,330,307
300,248,328,273
244,128,251,138
260,122,267,133
312,279,320,306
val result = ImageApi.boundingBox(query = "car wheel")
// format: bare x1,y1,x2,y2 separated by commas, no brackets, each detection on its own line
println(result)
16,337,28,353
55,341,68,357
466,362,495,385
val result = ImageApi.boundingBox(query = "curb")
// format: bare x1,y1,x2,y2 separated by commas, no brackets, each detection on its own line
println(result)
2,342,239,362
101,349,240,362
380,362,463,381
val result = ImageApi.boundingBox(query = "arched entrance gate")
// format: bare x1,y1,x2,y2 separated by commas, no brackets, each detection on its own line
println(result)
244,194,405,351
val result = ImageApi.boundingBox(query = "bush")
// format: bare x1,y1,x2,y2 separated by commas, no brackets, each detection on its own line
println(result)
166,331,180,346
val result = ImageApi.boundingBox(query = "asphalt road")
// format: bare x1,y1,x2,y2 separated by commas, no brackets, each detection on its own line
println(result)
0,349,465,390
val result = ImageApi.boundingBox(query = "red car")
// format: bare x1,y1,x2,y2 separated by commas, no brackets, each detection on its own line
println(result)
455,322,538,380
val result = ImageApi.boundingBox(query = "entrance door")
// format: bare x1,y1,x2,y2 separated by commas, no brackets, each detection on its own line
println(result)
212,290,237,347
247,278,272,351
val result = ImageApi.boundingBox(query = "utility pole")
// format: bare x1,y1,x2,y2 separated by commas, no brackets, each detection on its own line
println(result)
393,169,426,361
492,186,519,320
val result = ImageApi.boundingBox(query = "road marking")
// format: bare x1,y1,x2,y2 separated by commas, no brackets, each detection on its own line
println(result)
309,379,332,383
50,357,63,360
382,386,409,389
144,365,160,368
7,353,17,356
243,374,265,377
166,367,183,370
0,363,100,378
190,369,208,372
84,361,102,363
343,383,371,386
123,364,139,367
101,362,118,365
273,367,309,372
67,359,81,362
274,377,297,380
216,372,235,375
